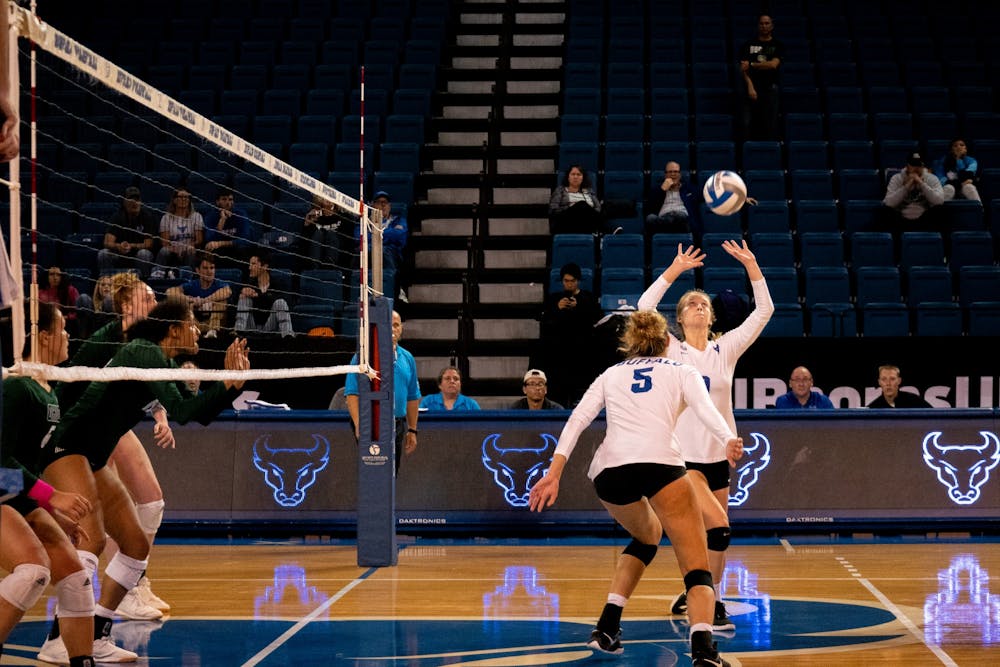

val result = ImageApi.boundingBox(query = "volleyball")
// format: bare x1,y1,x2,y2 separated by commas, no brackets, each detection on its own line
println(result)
703,170,748,216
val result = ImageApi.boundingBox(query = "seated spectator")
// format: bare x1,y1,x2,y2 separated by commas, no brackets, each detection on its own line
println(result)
358,190,409,300
644,161,700,245
38,266,83,336
166,252,231,338
548,165,604,235
539,262,602,407
509,369,565,410
774,366,834,409
180,360,201,394
234,250,293,338
933,138,981,203
300,194,346,271
203,187,252,268
867,364,931,408
97,186,157,278
155,186,204,274
878,152,945,238
419,367,481,411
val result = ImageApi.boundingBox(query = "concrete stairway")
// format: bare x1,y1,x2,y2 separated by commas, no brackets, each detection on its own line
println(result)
404,0,566,397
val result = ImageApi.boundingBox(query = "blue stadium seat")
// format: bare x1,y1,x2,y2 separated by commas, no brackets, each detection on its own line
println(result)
850,232,894,268
558,142,599,172
877,139,920,172
742,141,783,171
221,89,259,115
348,89,389,118
385,115,425,144
600,234,644,270
799,231,844,268
737,197,788,237
607,62,644,89
296,115,338,143
958,265,1000,306
787,141,829,171
393,89,432,117
399,63,437,91
945,201,986,233
808,302,857,337
700,231,744,264
650,142,692,174
600,267,645,296
552,234,596,273
693,87,735,115
794,200,839,234
751,232,795,268
606,88,645,116
702,267,748,298
379,143,420,174
900,232,946,270
827,113,870,142
691,62,731,88
342,115,380,146
564,62,600,88
953,86,994,115
911,86,951,113
804,266,850,307
699,207,744,235
781,86,822,114
649,114,690,144
600,293,642,312
949,231,993,274
790,170,835,201
287,143,329,177
694,114,734,142
561,115,600,144
832,141,876,171
866,86,907,114
784,113,825,142
818,61,859,87
917,112,958,143
762,303,805,336
373,172,416,205
872,113,913,142
825,86,864,114
252,115,294,146
859,60,901,87
695,142,736,176
602,171,645,211
781,62,816,87
856,266,902,306
650,269,695,309
605,114,645,143
649,62,687,89
915,302,964,336
861,303,910,337
838,169,883,201
744,170,786,202
967,302,1000,336
650,233,695,268
603,142,644,172
563,88,602,116
906,265,954,307
761,266,800,304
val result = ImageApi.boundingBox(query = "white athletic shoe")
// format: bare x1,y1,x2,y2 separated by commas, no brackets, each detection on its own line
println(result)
114,587,164,621
136,576,170,613
92,636,139,663
37,635,69,665
113,619,164,655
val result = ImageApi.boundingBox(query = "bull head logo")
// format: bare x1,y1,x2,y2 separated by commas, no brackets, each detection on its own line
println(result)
922,431,1000,505
481,434,557,507
729,432,771,507
252,434,331,507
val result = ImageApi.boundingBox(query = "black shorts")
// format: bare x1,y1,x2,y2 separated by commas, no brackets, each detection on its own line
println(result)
685,460,731,492
593,462,687,505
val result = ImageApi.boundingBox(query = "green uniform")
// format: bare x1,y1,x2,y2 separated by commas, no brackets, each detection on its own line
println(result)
45,338,239,471
55,320,124,410
2,376,60,514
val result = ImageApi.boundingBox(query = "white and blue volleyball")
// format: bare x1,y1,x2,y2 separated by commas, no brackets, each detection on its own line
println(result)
703,170,748,216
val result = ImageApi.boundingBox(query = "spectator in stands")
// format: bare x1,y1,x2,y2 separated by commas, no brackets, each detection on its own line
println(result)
344,310,420,474
97,186,157,278
166,252,231,338
82,273,116,335
181,360,201,395
301,194,345,271
774,366,834,409
867,364,932,408
154,186,204,275
644,161,701,246
549,165,604,235
38,267,83,337
234,250,293,338
538,262,602,407
0,5,18,163
420,366,481,411
933,138,981,203
509,369,564,410
739,14,783,141
879,152,946,237
203,187,251,268
369,190,409,301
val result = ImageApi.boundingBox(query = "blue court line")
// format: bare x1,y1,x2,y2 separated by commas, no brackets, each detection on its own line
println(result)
239,565,381,667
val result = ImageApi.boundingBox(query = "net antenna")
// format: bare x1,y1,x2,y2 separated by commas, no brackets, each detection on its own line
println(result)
4,2,381,384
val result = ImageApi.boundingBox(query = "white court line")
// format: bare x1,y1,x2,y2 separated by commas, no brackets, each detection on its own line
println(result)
779,538,794,553
241,567,377,667
837,557,958,667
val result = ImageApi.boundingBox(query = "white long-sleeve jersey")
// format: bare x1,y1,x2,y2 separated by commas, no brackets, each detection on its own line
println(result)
554,356,737,481
637,276,774,463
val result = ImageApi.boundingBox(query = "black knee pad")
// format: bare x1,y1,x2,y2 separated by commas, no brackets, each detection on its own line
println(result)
684,569,713,593
622,539,658,566
706,526,731,552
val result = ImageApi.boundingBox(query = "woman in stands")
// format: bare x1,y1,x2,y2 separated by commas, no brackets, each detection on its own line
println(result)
529,309,742,666
548,164,604,235
41,300,248,657
636,239,773,631
56,272,174,623
3,301,126,664
155,186,204,273
933,137,981,202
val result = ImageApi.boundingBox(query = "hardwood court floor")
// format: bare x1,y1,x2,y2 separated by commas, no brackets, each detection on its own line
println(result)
5,535,999,665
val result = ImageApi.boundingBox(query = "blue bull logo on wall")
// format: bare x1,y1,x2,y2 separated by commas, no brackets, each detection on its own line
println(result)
922,431,1000,505
481,434,557,507
729,432,771,506
252,434,331,507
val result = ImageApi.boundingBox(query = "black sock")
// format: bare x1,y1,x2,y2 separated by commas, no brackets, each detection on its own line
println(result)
691,629,715,655
596,602,623,634
48,616,61,640
70,657,95,667
94,614,113,640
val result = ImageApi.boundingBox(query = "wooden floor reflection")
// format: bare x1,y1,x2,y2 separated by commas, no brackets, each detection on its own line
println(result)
7,536,999,665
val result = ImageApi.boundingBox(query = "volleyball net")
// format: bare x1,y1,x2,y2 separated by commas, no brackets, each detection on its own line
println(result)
3,1,390,387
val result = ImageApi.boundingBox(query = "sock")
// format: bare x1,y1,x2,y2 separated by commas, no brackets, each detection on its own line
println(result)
715,582,723,602
93,613,113,640
48,615,61,640
596,602,624,634
70,657,95,667
690,629,714,654
690,622,713,636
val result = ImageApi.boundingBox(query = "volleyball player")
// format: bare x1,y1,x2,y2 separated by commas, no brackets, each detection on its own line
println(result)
637,240,773,630
56,273,174,621
529,310,742,665
39,301,249,658
4,301,123,664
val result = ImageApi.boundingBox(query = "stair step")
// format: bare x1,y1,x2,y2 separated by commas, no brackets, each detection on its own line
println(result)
510,56,562,69
483,248,546,269
493,187,551,205
457,34,500,47
507,80,560,94
438,131,488,146
442,105,491,119
405,318,461,340
433,158,484,174
504,104,558,119
459,13,503,24
496,158,554,174
469,355,531,380
472,318,539,340
448,80,495,94
415,356,455,381
487,217,550,236
516,12,566,24
479,282,544,303
419,218,475,236
415,249,471,269
426,187,481,205
513,34,563,47
410,282,465,303
502,131,557,146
